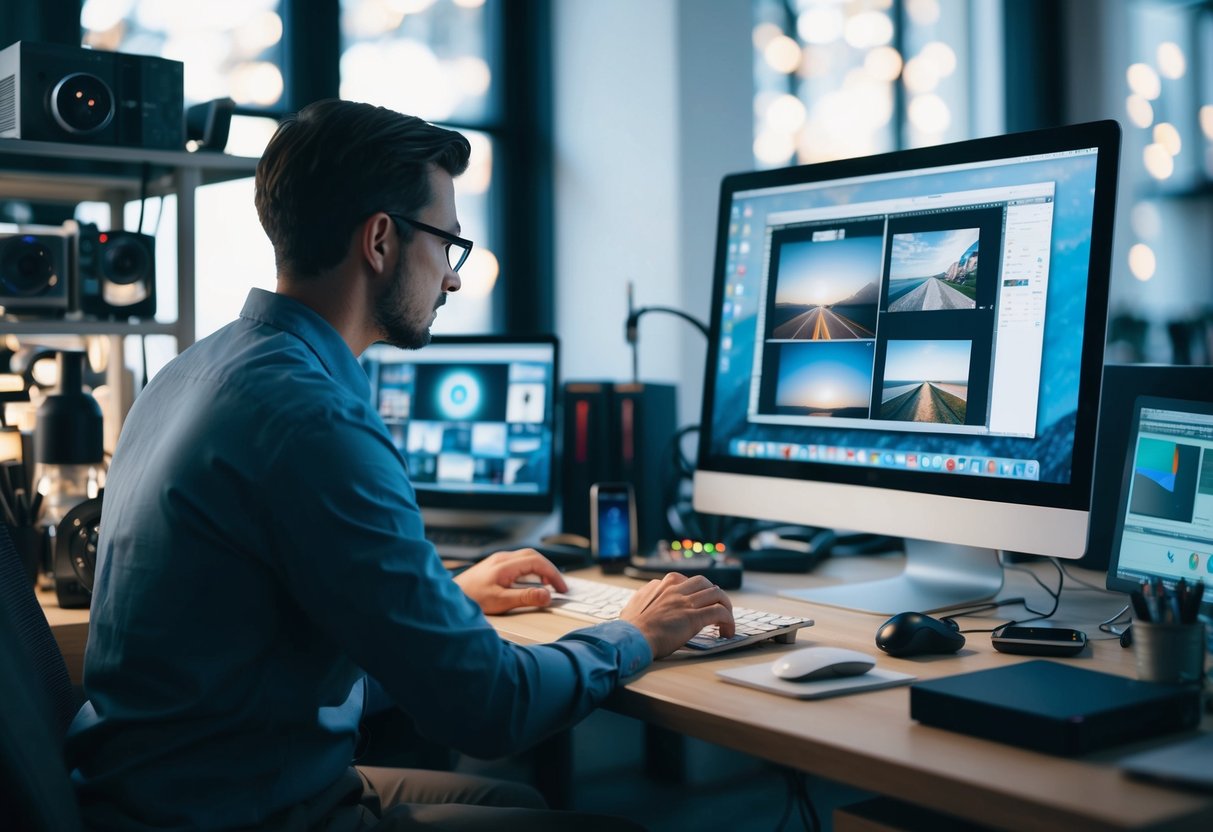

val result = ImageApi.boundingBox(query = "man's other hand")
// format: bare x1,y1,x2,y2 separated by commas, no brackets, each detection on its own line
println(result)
619,572,735,658
454,549,569,615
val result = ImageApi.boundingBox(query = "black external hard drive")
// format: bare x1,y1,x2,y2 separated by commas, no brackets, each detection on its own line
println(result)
909,660,1202,755
991,626,1087,657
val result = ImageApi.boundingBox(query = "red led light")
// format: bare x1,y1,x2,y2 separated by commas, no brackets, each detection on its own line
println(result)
98,233,108,243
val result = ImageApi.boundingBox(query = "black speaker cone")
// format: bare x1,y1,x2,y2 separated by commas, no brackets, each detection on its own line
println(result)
102,236,151,285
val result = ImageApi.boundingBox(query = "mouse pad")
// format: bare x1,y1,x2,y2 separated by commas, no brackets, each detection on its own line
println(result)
717,662,916,699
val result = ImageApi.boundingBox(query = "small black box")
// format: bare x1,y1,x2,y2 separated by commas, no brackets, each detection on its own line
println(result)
909,660,1202,756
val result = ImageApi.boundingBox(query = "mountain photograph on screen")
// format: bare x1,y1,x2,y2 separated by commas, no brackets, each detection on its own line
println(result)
1130,437,1201,523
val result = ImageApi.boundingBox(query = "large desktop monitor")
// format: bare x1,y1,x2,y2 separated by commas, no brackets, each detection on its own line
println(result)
361,335,559,556
694,121,1121,614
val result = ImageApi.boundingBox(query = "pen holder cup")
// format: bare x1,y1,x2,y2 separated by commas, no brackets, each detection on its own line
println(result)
1134,620,1206,686
5,524,47,585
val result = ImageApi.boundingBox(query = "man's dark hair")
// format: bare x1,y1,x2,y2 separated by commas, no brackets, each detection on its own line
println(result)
255,99,471,277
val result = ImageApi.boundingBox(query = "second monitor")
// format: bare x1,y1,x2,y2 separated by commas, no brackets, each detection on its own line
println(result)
361,335,558,559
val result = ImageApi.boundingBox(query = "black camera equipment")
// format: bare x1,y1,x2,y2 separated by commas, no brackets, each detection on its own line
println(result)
0,227,71,317
0,41,184,149
54,493,102,608
77,224,156,319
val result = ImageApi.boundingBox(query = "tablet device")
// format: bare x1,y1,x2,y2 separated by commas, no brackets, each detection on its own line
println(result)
1105,395,1213,609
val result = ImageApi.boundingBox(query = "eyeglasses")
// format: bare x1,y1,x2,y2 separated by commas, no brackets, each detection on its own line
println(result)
387,213,474,273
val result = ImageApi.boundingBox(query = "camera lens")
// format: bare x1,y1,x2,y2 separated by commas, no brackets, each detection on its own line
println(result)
49,73,115,136
102,235,151,285
0,237,59,296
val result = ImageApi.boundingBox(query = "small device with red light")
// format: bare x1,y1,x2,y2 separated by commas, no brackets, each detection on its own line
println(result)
77,223,156,319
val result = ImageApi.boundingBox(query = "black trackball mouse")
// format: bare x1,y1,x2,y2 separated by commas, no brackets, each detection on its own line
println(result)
875,611,966,657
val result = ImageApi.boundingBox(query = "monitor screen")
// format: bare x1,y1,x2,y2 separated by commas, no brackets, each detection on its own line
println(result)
1108,396,1213,597
361,336,558,513
694,122,1120,612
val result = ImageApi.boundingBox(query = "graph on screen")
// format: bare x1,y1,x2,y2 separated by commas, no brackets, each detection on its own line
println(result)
1130,437,1201,522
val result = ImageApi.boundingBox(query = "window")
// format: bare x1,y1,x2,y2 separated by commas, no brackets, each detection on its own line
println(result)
79,0,548,341
340,0,501,334
751,0,975,167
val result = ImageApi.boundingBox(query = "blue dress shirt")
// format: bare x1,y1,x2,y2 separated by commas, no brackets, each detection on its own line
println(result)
66,289,652,830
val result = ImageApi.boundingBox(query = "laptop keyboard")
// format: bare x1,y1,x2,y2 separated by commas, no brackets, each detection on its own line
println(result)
546,575,814,655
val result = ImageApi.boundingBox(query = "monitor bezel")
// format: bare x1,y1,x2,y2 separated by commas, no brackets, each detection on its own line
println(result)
364,333,559,514
696,120,1121,513
1106,394,1213,596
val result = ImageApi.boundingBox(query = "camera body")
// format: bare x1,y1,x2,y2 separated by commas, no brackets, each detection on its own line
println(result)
77,223,156,319
0,225,71,316
0,41,184,149
0,222,156,320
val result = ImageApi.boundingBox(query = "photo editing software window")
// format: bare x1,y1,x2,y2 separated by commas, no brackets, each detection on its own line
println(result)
714,147,1100,484
361,343,555,498
1117,405,1213,583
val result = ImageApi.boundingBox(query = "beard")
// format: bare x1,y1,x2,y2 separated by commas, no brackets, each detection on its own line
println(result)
373,257,444,350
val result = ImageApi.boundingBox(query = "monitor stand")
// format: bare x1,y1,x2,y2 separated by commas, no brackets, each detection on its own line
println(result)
778,540,1004,615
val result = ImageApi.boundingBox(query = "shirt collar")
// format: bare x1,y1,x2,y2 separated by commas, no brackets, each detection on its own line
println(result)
238,288,371,401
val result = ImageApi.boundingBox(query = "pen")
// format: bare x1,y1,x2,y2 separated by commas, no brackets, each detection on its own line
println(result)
1142,578,1163,624
1188,581,1206,624
1166,587,1183,625
1130,588,1151,622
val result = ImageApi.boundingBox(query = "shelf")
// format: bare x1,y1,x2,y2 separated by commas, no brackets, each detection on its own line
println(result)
0,319,179,337
0,138,259,202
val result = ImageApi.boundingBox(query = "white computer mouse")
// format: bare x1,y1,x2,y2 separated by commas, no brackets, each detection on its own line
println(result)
771,646,876,682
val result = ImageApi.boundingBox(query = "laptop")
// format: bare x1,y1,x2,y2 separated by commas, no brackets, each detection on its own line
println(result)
361,335,559,560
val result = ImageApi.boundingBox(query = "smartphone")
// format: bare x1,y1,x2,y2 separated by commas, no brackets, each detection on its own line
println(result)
991,626,1088,657
590,482,636,574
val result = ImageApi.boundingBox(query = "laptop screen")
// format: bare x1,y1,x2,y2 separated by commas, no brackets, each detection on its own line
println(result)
360,336,558,512
1108,396,1213,594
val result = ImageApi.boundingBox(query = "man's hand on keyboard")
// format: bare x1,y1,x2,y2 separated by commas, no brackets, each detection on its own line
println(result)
454,549,569,615
620,572,736,659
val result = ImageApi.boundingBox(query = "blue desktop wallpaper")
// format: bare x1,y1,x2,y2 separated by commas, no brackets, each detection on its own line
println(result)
710,152,1100,485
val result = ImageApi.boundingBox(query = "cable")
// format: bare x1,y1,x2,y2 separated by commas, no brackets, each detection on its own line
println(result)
1058,561,1119,593
793,770,820,832
140,334,149,391
137,162,149,234
992,558,1064,632
624,281,709,383
1097,603,1133,642
952,559,1064,634
775,769,796,832
777,768,820,832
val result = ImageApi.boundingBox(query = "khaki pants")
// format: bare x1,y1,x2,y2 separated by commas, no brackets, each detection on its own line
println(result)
311,766,646,832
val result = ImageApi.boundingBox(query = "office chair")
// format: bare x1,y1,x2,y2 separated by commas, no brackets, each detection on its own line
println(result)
0,523,78,737
0,526,84,831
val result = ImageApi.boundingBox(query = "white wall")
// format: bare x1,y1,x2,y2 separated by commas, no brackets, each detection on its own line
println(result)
553,0,752,428
553,0,681,390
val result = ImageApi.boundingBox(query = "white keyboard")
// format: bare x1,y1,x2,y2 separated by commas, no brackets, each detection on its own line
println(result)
546,575,814,655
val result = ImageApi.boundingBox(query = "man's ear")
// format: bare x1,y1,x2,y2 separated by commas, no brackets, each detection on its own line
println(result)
359,212,397,276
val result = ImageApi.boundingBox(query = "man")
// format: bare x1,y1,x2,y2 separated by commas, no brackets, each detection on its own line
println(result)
65,99,734,831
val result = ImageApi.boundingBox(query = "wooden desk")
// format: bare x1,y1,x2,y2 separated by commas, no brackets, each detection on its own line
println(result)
490,558,1213,832
42,558,1213,831
39,586,89,684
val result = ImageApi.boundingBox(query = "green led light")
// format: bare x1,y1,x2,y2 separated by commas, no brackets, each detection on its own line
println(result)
671,540,682,551
705,543,716,553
